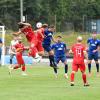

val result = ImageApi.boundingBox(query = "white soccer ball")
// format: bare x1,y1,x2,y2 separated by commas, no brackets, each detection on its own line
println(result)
36,22,42,28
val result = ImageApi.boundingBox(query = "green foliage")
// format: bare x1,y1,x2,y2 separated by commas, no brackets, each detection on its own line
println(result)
0,0,100,31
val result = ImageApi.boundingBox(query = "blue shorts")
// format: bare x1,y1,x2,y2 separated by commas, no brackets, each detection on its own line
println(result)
88,53,98,61
43,44,52,52
55,56,67,64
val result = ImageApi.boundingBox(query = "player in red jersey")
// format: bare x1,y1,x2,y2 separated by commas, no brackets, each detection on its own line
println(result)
69,36,89,86
35,22,48,56
13,22,40,60
9,36,28,76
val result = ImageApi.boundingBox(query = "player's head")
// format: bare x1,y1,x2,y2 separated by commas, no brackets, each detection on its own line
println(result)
18,22,25,29
77,36,83,43
18,36,22,43
92,32,97,40
57,35,62,42
36,22,42,29
42,24,48,29
48,25,55,32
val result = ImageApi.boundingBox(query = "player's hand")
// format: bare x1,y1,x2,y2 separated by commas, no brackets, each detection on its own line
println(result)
93,50,97,53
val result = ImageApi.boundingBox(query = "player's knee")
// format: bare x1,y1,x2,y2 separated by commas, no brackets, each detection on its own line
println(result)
49,50,54,55
72,71,75,74
81,71,85,74
64,61,67,65
88,60,92,64
95,61,99,64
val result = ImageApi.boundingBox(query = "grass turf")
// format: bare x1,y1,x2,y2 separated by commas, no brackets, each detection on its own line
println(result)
0,63,100,100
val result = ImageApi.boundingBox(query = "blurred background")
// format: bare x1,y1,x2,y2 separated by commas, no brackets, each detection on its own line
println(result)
0,0,100,33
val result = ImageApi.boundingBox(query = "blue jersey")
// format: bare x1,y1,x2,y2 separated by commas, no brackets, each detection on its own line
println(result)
42,29,53,45
51,42,67,57
87,38,100,54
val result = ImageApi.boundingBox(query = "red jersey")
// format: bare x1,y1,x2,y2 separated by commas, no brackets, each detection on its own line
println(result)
72,43,85,64
21,26,36,42
36,28,44,41
14,42,25,54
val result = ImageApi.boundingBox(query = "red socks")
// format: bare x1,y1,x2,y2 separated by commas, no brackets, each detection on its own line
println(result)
22,66,26,71
70,73,75,82
82,74,87,84
14,65,20,69
14,65,26,72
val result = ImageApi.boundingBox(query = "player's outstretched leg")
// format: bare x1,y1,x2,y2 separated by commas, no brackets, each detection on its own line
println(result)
28,46,41,63
49,55,58,69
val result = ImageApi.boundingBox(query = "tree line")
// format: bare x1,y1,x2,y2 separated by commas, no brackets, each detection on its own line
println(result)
0,0,100,31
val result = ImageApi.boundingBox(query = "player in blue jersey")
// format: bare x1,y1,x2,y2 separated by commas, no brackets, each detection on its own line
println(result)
51,36,68,78
87,33,100,77
42,25,57,68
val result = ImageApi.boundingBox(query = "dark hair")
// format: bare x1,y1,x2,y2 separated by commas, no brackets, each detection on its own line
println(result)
57,35,62,38
18,22,26,29
42,24,48,28
48,25,55,28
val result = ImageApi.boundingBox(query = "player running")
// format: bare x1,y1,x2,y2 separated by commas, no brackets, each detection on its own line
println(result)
87,33,100,77
13,22,40,61
70,36,89,86
9,36,28,76
42,25,57,68
35,22,48,56
51,36,68,78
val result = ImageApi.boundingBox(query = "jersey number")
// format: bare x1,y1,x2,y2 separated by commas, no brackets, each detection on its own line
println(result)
76,49,82,57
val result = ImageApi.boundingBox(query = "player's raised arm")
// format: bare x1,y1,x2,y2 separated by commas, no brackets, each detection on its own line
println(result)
12,31,22,36
18,22,31,27
52,36,57,43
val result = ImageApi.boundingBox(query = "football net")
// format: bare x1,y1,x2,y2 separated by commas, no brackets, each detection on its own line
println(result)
0,26,6,65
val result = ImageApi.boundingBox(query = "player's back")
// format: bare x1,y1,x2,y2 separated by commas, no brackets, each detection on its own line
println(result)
72,43,85,64
43,29,53,45
36,28,44,41
21,26,36,42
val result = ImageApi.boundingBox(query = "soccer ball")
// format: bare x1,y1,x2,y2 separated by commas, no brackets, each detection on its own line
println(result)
36,22,42,28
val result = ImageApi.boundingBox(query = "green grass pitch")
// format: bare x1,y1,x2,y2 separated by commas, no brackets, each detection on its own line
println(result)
0,63,100,100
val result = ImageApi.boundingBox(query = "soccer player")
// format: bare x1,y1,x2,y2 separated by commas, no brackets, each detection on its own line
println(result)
13,22,40,60
87,33,100,77
42,25,57,68
70,36,89,86
35,22,48,56
9,36,28,76
51,36,68,78
9,35,18,64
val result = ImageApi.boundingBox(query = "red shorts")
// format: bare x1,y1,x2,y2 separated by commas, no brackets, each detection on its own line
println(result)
36,41,44,52
28,38,38,57
16,53,25,65
72,62,86,72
